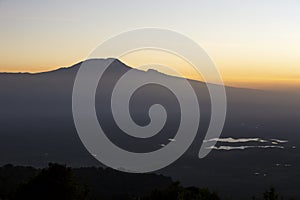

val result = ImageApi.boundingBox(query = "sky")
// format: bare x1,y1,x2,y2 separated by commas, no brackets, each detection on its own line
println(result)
0,0,300,90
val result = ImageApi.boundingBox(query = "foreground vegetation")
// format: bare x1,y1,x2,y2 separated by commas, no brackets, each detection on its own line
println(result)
0,163,294,200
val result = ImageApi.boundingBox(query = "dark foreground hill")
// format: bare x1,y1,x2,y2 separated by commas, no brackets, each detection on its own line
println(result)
0,163,290,200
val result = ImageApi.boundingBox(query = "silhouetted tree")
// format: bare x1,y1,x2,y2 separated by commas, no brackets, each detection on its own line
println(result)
263,187,278,200
178,187,220,200
142,182,181,200
142,182,220,200
13,163,89,200
0,164,37,199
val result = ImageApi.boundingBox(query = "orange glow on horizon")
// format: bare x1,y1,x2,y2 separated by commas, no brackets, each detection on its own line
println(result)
1,52,300,91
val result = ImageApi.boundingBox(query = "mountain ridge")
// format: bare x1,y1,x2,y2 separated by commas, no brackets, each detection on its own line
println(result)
0,57,299,199
0,58,263,92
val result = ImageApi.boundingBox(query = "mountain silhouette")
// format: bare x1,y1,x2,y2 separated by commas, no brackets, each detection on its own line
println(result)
0,58,299,198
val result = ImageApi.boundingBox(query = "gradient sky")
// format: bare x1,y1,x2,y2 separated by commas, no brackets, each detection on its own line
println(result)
0,0,299,90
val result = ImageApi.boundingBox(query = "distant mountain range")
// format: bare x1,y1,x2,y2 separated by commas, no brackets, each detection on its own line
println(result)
0,58,299,198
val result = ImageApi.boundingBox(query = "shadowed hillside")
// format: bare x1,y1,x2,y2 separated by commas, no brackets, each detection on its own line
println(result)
0,59,299,199
0,163,292,200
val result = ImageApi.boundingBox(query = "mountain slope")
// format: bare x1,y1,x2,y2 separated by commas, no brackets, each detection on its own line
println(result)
0,58,299,198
